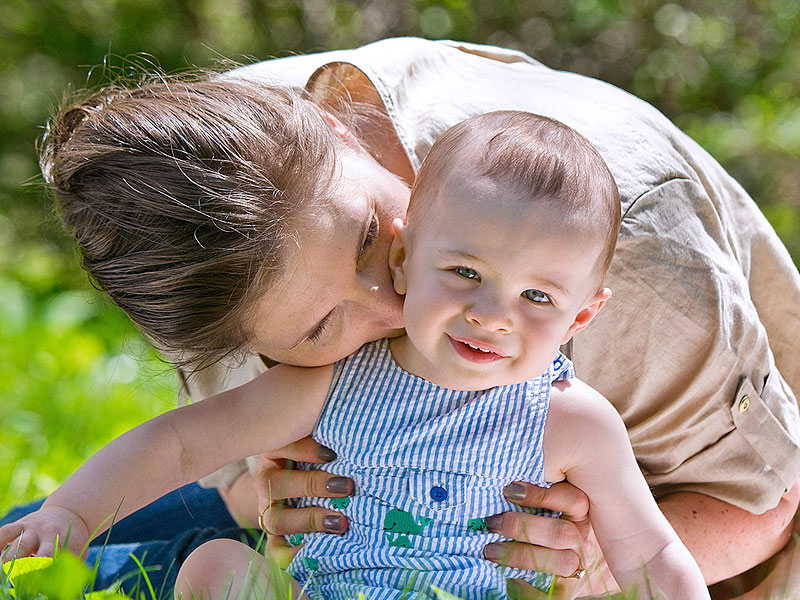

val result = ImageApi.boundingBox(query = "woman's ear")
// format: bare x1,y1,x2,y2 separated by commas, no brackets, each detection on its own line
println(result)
561,287,612,345
308,102,362,150
388,218,408,295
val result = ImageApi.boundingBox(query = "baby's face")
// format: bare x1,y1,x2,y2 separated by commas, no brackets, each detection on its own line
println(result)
390,174,609,391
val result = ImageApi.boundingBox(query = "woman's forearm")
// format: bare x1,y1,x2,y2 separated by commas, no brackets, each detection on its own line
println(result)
658,480,800,584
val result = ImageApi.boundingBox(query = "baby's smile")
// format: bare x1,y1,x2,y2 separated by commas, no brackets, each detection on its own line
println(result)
447,334,509,364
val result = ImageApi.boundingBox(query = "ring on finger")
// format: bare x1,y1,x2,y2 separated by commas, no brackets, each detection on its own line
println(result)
258,505,271,532
566,556,586,580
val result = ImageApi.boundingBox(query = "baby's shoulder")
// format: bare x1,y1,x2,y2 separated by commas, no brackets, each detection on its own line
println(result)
544,377,629,478
548,376,609,415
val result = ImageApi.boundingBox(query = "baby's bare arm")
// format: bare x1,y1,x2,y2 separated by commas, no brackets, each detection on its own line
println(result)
0,364,332,559
543,379,709,600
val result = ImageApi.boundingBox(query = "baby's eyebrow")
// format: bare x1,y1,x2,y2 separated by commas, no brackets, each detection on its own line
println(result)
438,249,484,264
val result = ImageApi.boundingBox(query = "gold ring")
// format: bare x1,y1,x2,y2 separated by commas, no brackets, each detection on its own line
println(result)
566,557,586,580
258,505,270,532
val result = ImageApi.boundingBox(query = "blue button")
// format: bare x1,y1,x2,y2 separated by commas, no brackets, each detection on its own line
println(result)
430,486,448,502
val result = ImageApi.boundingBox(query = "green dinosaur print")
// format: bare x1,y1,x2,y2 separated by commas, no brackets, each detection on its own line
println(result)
303,556,319,571
385,533,412,548
330,496,351,510
383,508,432,535
467,518,487,532
287,533,304,546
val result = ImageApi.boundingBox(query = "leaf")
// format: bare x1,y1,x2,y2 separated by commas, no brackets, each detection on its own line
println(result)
11,552,91,600
3,556,54,579
85,591,131,600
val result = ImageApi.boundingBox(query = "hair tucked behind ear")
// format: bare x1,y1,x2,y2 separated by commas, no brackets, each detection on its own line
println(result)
41,77,337,368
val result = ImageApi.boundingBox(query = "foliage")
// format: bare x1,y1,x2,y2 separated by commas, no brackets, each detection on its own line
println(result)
1,0,798,522
2,554,147,600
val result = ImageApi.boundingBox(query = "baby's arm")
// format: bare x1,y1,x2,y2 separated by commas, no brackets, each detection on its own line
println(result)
543,379,710,600
0,363,333,559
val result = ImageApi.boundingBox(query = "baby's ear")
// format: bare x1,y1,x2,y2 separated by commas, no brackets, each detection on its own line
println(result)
388,218,408,295
561,287,612,345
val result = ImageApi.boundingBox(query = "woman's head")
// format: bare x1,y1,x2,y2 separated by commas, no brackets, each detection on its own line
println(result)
42,76,407,368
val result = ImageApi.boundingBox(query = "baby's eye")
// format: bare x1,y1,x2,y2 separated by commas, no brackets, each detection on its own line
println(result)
455,266,480,280
523,289,550,303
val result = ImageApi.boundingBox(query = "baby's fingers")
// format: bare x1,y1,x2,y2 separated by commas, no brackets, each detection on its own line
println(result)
1,528,40,561
0,523,24,559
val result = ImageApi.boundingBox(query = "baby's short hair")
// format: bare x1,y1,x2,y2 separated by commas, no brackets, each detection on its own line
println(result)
410,111,621,280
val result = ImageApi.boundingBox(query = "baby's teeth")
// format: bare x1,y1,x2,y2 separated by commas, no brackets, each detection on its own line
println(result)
466,343,491,353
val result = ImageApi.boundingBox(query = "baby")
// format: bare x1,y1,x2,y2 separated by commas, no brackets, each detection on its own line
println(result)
0,111,709,600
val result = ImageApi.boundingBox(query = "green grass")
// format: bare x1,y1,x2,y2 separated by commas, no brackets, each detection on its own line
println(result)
0,228,176,514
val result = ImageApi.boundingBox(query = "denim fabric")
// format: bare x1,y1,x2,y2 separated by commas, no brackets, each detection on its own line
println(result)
1,484,257,597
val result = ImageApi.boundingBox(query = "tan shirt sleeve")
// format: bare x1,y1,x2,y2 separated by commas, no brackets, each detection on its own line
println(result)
572,179,800,512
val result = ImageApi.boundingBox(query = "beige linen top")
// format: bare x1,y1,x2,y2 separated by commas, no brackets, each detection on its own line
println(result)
180,37,800,514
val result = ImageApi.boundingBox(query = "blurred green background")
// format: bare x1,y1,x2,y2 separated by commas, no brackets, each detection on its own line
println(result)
2,0,799,513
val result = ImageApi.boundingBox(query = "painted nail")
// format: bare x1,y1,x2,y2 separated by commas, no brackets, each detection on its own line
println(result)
322,514,346,533
317,446,337,462
502,482,527,501
325,476,352,494
483,543,503,561
483,514,503,532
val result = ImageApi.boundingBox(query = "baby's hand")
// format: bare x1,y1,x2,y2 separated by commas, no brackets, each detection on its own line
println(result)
0,506,90,561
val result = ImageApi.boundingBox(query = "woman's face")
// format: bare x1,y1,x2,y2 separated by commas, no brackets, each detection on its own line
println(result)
248,148,410,366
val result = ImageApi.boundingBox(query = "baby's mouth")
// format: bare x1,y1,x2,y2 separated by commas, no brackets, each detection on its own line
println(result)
447,335,508,364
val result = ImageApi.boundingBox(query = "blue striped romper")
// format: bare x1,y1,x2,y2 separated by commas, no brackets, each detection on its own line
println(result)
287,338,573,600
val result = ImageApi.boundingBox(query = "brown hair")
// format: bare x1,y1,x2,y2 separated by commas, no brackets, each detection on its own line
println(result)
410,110,621,280
41,77,340,368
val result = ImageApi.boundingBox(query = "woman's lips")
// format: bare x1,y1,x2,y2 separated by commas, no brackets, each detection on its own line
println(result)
447,335,508,364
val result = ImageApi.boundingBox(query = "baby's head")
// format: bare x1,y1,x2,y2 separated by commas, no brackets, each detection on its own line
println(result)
389,111,620,390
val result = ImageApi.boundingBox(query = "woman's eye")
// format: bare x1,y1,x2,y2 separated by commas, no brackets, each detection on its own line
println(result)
455,266,480,280
358,213,379,263
306,315,331,343
523,289,550,303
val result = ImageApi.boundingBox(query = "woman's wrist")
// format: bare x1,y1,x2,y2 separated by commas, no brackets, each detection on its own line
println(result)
218,471,261,528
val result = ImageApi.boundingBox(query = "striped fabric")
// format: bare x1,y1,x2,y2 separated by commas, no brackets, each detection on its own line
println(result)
287,338,573,599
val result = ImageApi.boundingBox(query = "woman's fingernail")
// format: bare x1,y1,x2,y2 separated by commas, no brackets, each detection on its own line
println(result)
483,543,503,562
484,514,503,532
322,514,346,533
325,476,352,494
317,446,337,462
502,483,527,501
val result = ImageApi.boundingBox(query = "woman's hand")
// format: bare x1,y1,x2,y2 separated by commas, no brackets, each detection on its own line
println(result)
254,437,354,535
0,505,90,561
483,481,617,599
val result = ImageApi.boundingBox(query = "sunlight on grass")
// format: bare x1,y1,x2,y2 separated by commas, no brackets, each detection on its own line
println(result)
0,258,177,513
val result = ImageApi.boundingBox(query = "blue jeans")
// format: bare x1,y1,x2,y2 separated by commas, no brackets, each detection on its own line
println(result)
1,484,259,597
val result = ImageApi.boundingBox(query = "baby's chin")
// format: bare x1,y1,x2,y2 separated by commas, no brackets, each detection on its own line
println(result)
423,368,537,393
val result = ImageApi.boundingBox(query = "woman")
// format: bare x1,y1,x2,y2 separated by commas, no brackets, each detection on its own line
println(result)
11,37,800,598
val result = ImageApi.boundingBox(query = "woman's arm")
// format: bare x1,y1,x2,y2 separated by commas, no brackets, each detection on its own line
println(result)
660,480,800,585
0,363,332,558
